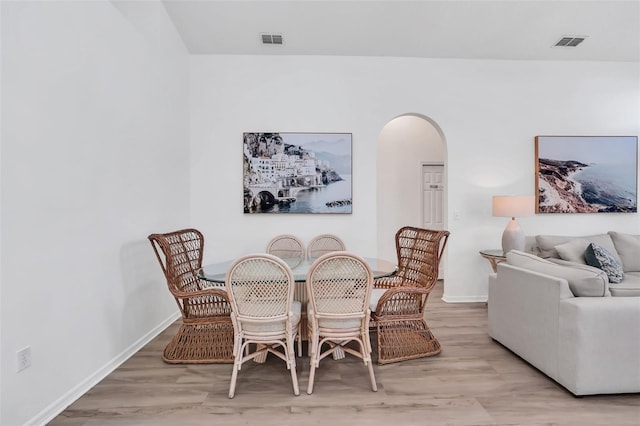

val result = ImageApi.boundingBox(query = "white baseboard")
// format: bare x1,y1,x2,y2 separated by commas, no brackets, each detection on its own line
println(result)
441,294,488,303
28,311,180,426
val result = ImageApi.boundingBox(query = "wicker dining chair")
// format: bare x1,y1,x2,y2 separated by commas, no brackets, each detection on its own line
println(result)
148,229,234,364
307,234,347,260
306,252,377,394
266,234,306,261
225,253,301,398
370,226,450,365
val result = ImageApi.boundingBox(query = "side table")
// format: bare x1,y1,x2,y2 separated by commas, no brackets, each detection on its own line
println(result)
479,249,507,273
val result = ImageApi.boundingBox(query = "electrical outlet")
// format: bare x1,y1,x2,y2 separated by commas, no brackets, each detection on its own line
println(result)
17,346,31,372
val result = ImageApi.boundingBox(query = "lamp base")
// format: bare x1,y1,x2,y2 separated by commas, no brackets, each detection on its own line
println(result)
502,218,525,253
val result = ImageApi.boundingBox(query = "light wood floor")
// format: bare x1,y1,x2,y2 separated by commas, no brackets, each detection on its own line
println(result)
51,282,640,425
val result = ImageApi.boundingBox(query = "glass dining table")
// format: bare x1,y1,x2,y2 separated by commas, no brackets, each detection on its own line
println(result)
198,256,398,284
197,256,398,359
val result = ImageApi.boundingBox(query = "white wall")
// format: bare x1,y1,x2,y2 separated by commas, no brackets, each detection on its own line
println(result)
1,2,189,425
376,115,445,262
190,55,640,303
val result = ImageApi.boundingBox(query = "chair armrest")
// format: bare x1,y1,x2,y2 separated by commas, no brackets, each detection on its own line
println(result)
173,287,230,302
373,286,428,318
177,287,231,315
374,275,403,289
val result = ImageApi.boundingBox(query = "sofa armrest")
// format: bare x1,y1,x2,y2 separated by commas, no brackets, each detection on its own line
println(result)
558,297,640,395
488,263,574,381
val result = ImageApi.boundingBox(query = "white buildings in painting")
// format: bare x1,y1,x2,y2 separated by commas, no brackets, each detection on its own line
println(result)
250,151,321,184
298,158,316,176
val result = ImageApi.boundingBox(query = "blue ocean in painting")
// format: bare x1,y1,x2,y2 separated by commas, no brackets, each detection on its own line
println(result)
573,163,637,212
265,175,352,214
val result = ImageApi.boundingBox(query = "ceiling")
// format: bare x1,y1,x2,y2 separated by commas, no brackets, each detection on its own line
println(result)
161,0,640,62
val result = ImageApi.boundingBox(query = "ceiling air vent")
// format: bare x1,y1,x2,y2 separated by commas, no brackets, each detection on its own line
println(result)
261,33,284,45
554,36,587,47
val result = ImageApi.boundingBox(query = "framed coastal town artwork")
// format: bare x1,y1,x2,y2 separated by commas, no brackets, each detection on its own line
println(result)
535,135,638,213
243,132,352,214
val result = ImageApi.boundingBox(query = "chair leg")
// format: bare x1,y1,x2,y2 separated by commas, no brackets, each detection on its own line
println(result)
290,360,300,396
228,363,239,398
360,332,377,392
307,362,317,395
364,331,373,356
307,336,318,394
367,361,378,392
228,335,244,398
285,334,300,396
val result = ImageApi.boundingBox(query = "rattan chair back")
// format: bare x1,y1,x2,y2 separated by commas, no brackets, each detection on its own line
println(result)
149,228,206,295
307,252,372,319
266,234,306,261
393,226,450,290
225,254,296,332
306,234,346,260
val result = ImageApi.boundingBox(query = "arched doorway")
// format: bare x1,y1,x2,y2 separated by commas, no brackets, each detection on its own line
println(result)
376,114,448,275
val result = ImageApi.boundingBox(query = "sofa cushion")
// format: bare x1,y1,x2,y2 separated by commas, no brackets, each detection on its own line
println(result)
554,239,590,264
536,234,621,264
506,250,609,297
609,272,640,297
535,235,576,258
585,243,624,283
608,231,640,272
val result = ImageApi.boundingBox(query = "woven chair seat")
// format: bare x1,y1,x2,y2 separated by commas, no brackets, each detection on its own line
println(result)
241,300,301,333
306,303,363,329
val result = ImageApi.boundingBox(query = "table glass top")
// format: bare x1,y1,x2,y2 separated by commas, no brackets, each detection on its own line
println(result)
198,256,397,283
479,249,507,258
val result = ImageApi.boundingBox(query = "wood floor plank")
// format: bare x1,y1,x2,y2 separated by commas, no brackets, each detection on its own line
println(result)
50,281,640,425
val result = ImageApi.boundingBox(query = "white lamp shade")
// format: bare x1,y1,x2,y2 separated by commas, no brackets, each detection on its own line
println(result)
492,195,535,218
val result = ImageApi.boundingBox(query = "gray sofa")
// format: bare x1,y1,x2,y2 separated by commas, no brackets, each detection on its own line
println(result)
488,231,640,396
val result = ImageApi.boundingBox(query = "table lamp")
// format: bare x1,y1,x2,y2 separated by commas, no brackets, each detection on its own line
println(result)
492,195,535,253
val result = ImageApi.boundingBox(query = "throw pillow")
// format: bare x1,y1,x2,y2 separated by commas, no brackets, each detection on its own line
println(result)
535,235,575,258
585,243,624,284
608,231,640,272
554,239,589,264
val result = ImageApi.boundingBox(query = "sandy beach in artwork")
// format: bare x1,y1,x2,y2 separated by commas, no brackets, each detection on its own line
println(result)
538,158,637,213
537,159,598,213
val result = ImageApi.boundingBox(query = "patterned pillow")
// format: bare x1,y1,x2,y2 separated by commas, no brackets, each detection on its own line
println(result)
585,243,624,284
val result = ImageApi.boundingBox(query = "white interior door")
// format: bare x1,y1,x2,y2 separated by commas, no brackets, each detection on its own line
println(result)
422,165,444,230
423,164,446,279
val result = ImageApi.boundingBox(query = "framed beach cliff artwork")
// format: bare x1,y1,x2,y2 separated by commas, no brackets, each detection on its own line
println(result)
243,132,352,214
535,136,638,213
